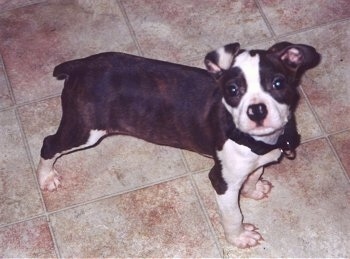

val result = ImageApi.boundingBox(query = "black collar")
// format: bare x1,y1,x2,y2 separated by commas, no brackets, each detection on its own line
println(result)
227,117,300,159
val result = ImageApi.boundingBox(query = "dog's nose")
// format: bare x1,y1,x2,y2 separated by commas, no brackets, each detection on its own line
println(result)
247,103,268,122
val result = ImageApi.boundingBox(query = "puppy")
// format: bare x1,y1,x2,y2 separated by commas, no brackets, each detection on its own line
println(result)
37,42,320,248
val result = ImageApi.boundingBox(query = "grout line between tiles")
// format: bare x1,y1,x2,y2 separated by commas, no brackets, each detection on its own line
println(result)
189,173,223,257
117,0,143,57
0,92,62,113
179,150,192,174
298,78,327,134
15,92,62,108
0,0,47,15
328,128,350,136
0,213,61,257
14,107,50,211
275,16,350,40
47,217,62,258
298,80,350,182
44,171,191,216
179,150,223,255
0,54,16,106
12,94,62,256
255,0,277,39
300,135,327,145
1,29,62,256
299,75,350,140
14,107,50,213
14,109,63,257
325,137,350,183
0,169,193,256
0,214,46,229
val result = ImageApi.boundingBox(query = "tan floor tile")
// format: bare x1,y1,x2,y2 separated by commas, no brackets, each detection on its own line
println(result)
260,0,350,35
122,0,271,62
330,130,350,178
182,150,214,172
0,217,56,257
193,139,350,257
18,98,62,163
296,91,323,141
0,0,136,103
0,59,12,109
50,177,220,257
0,0,45,12
280,21,350,133
45,137,187,211
0,110,43,225
19,98,188,211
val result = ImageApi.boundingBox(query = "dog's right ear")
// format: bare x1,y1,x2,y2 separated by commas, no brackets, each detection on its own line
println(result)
204,43,240,79
267,42,321,76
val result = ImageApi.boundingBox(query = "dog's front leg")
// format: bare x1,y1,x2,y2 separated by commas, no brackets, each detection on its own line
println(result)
241,166,273,200
209,161,262,248
212,140,265,248
216,176,262,248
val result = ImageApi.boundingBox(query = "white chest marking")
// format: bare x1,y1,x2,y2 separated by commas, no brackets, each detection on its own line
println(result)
217,139,282,185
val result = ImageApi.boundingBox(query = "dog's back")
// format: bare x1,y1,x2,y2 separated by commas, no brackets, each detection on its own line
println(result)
52,52,227,155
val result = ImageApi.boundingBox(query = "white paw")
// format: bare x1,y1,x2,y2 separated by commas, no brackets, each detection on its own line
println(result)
226,224,263,248
242,179,273,200
39,168,61,191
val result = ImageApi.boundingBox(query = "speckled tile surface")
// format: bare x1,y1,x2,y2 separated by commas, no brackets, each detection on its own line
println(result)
182,150,214,172
0,0,45,12
295,91,323,142
279,21,350,133
0,110,43,226
260,0,350,35
330,130,350,179
121,0,271,62
0,0,137,104
0,0,349,257
0,57,12,109
50,177,220,257
0,217,56,257
194,139,350,257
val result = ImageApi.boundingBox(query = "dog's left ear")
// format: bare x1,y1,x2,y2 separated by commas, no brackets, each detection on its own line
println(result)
204,43,240,79
268,42,321,75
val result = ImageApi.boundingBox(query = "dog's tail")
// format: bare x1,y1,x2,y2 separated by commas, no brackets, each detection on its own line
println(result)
53,59,84,80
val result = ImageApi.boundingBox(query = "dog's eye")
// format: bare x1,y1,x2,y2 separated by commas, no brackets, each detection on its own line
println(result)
272,77,285,90
227,83,239,97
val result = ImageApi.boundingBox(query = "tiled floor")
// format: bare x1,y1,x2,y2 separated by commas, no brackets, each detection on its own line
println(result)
0,0,349,257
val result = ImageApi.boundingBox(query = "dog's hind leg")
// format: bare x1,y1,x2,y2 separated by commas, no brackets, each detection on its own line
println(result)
37,126,107,191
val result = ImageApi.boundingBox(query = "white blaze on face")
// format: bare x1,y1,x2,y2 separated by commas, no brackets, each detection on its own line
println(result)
225,51,290,137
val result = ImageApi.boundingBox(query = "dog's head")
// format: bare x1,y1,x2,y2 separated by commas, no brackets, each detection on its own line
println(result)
205,42,320,140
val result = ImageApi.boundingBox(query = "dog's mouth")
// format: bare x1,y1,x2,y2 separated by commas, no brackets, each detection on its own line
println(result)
245,123,287,145
231,98,290,141
251,128,274,136
249,125,283,136
234,119,286,140
239,112,289,138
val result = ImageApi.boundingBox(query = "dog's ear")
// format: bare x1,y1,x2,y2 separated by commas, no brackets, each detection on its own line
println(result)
204,43,240,79
268,42,321,75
